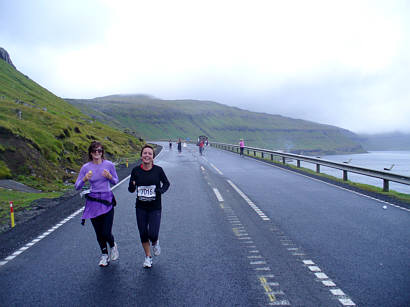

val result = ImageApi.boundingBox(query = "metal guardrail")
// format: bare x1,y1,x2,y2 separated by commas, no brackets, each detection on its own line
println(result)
210,142,410,192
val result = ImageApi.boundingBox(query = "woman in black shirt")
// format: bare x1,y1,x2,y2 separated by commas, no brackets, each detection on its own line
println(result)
128,145,170,268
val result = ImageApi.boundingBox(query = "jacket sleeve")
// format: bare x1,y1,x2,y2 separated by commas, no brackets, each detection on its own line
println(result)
75,165,87,190
109,162,119,185
157,168,170,194
128,168,137,193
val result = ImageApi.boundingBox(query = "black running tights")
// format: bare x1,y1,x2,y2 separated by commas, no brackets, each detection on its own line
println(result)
91,208,115,254
135,208,161,244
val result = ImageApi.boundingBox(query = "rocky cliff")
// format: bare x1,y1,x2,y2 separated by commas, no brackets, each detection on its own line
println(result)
0,47,16,69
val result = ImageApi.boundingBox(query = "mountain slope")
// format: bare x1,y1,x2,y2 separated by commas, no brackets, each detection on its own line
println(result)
67,94,365,155
0,59,143,190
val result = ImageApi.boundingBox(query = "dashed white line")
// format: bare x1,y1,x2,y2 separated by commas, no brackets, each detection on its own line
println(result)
227,180,270,221
213,188,224,202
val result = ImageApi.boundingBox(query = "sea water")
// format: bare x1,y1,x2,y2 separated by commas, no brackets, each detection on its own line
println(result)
289,151,410,194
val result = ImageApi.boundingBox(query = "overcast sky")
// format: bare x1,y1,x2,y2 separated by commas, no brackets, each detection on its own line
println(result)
1,0,410,134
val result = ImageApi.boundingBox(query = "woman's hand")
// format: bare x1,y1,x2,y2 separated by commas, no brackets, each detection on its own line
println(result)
103,169,113,180
83,170,92,182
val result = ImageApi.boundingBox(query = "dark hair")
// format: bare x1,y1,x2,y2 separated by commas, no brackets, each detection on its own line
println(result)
140,144,155,158
88,141,105,161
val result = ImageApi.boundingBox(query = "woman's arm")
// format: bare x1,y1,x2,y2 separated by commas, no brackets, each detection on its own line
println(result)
128,168,137,193
157,168,170,194
75,165,87,190
109,163,119,185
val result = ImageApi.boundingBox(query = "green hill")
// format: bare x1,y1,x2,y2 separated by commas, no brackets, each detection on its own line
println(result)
67,94,365,155
0,60,143,191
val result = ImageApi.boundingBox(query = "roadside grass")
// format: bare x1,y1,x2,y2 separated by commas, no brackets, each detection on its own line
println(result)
0,188,62,228
240,150,410,204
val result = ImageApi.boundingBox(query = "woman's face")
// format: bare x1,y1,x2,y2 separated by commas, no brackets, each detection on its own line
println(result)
91,147,103,159
142,148,154,164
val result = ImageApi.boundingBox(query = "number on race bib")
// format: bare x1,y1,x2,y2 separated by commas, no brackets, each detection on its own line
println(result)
137,185,156,202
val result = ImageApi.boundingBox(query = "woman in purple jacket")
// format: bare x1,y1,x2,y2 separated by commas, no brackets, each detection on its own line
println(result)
75,141,119,267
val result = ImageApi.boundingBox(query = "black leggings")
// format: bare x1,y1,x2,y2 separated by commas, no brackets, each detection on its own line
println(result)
91,208,115,254
135,208,161,243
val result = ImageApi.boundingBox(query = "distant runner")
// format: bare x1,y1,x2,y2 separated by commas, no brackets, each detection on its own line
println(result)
75,141,119,267
177,138,182,153
128,145,170,268
199,140,204,155
239,139,245,157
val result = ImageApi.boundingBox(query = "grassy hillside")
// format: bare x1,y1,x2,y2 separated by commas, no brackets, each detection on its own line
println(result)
0,60,143,191
67,94,365,155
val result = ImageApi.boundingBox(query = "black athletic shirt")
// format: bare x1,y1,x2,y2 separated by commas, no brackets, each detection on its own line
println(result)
128,164,170,211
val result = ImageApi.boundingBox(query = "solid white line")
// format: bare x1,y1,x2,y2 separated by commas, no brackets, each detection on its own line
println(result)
113,175,130,190
251,156,410,212
213,188,224,202
210,163,224,175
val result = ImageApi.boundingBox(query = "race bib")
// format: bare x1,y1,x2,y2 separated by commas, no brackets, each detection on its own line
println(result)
137,185,156,202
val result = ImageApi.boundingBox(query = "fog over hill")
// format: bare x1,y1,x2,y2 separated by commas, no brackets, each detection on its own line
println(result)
358,132,410,151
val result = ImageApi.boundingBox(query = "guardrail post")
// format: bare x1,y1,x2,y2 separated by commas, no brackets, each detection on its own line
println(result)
343,170,348,181
297,160,300,168
383,179,389,192
316,164,320,173
282,157,285,164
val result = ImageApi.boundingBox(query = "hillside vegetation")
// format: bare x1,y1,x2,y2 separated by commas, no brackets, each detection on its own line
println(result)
67,95,365,155
0,60,143,191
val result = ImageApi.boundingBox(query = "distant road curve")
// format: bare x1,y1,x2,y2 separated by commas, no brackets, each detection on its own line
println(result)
0,179,42,193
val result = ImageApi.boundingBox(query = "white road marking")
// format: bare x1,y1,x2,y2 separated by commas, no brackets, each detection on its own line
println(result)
315,272,329,279
308,266,321,272
251,156,409,212
330,289,346,296
213,188,224,202
322,280,336,287
210,163,223,175
339,298,356,306
227,180,270,221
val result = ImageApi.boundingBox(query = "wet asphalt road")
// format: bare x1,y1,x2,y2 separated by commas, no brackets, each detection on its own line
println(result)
0,143,409,306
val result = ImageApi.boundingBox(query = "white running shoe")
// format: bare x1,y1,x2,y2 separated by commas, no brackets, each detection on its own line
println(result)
110,242,119,261
99,254,110,267
143,256,152,268
152,241,161,256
